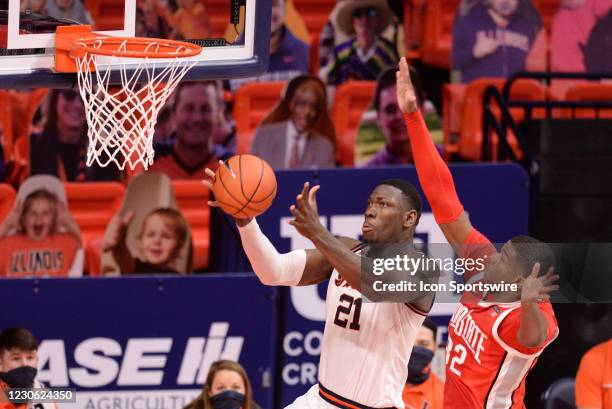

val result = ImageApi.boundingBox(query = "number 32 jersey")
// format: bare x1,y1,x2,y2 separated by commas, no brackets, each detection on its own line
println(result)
443,229,559,409
317,244,428,409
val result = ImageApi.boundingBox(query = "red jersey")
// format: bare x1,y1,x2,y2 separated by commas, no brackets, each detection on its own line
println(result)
0,233,80,277
443,229,558,409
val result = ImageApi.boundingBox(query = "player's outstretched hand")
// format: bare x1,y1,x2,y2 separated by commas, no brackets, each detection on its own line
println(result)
203,161,253,226
289,182,324,240
396,57,419,114
104,210,134,250
519,263,559,304
203,160,226,208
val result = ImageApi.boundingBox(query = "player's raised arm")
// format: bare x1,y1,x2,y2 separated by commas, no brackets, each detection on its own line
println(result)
288,182,366,290
396,57,473,249
204,167,334,287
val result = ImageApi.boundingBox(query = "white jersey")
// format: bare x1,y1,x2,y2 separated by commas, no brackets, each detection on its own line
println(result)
317,244,428,409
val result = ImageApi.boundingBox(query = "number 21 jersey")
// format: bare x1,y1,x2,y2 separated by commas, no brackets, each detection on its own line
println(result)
318,244,428,408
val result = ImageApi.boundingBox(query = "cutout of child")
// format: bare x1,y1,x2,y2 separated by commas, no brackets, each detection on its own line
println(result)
0,175,83,277
101,172,192,275
104,207,188,274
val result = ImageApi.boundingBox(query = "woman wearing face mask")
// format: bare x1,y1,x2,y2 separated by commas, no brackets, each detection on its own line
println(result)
403,318,445,409
184,360,261,409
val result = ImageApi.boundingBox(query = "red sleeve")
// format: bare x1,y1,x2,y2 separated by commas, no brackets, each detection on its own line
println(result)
404,111,463,224
460,228,497,283
496,303,558,356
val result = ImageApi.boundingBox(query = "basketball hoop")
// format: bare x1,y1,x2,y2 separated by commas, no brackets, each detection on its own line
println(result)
55,25,202,170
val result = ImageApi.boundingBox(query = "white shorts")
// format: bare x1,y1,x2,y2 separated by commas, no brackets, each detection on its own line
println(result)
285,384,336,409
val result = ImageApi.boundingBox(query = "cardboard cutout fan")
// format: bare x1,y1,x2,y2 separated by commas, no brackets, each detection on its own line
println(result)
0,175,83,277
102,172,192,275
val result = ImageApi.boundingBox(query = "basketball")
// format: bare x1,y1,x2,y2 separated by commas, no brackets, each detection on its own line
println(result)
212,154,277,218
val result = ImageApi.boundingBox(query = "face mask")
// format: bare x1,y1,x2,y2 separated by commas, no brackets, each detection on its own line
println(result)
210,390,245,409
0,366,37,388
407,346,434,385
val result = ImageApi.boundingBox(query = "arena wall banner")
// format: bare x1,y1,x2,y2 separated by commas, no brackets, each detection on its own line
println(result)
254,164,530,407
0,276,278,409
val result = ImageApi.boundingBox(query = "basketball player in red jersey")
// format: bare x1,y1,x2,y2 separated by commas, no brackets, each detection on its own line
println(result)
396,57,560,409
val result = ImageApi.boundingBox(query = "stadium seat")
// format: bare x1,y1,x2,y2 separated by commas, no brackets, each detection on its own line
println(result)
1,89,47,174
331,81,376,167
172,180,211,271
0,90,15,164
0,184,16,222
64,182,125,266
233,82,285,154
444,78,546,161
404,0,426,58
442,83,467,155
420,0,460,69
23,88,48,136
292,0,335,38
9,136,29,185
564,83,612,119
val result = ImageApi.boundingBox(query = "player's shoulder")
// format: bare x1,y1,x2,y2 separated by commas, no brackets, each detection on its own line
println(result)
336,236,362,251
582,339,612,364
502,301,556,325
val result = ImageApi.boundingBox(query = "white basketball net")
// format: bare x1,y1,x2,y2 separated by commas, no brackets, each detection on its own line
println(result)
73,38,198,170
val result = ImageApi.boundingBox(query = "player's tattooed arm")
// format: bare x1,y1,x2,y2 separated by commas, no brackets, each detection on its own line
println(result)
517,263,559,347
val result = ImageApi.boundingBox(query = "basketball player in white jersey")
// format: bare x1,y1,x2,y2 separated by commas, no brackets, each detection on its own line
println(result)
205,168,435,409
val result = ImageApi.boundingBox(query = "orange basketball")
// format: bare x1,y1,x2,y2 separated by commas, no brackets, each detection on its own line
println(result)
212,154,277,218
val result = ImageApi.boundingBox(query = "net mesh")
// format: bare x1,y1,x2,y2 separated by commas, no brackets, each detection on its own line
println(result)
73,38,198,170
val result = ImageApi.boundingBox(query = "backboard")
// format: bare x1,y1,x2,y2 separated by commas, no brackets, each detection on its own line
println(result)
0,0,271,88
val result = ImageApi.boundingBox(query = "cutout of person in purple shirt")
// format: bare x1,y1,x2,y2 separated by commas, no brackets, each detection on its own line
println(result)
452,0,545,83
364,68,443,167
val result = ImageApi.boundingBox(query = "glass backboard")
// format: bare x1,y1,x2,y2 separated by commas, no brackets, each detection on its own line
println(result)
0,0,271,87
